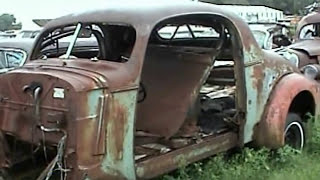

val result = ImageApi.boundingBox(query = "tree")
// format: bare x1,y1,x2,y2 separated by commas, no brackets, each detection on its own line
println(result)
0,14,22,32
200,0,317,15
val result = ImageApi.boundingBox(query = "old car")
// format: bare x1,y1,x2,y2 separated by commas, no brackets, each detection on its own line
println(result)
0,1,319,179
249,23,291,50
0,37,99,75
0,38,32,74
273,11,320,71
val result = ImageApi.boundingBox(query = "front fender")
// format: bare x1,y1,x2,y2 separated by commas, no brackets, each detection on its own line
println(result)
253,73,320,148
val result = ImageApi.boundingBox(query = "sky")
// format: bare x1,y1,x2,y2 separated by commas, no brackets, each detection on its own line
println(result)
0,0,196,30
0,0,112,29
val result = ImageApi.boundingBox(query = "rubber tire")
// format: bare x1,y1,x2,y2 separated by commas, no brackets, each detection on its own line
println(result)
284,113,305,150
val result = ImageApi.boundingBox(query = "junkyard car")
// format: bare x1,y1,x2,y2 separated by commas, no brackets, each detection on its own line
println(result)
249,23,291,49
0,1,319,179
275,11,320,72
0,39,32,73
0,38,98,74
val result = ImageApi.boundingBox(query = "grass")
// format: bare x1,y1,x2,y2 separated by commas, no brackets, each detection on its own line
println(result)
158,126,320,180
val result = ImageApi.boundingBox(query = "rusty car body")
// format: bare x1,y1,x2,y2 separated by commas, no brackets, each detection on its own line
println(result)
0,1,319,179
274,11,320,74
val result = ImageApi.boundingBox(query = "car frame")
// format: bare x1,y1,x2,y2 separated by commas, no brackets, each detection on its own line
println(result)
0,1,319,179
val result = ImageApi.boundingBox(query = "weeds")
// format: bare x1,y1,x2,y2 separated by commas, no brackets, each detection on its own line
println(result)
159,119,320,180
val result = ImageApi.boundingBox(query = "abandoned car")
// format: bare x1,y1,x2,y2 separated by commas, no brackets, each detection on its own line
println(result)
249,23,291,50
0,1,319,180
274,11,320,72
0,39,32,74
0,37,99,75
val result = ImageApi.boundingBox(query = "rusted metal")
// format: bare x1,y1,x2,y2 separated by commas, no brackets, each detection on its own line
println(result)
289,40,320,57
136,132,237,179
136,45,213,137
253,73,320,148
0,1,319,180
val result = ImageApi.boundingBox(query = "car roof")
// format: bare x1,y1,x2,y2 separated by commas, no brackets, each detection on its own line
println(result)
43,1,243,32
0,38,34,53
296,12,320,39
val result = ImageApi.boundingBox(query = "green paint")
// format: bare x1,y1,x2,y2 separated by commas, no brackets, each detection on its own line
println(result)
101,90,138,180
243,46,295,143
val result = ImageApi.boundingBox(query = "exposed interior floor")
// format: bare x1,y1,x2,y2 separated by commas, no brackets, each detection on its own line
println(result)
135,84,237,162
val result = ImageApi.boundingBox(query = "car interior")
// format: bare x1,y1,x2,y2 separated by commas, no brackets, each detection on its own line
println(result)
135,14,240,161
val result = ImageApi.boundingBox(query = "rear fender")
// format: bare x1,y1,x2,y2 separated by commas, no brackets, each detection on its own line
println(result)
253,73,320,148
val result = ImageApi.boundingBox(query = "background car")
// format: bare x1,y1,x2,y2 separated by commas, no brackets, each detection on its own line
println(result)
0,38,32,73
249,23,291,49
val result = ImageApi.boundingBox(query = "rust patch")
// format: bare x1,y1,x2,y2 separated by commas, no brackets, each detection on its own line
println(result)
251,64,264,93
253,73,320,148
107,98,128,160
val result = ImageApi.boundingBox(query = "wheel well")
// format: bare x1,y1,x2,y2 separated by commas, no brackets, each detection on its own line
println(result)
289,91,315,120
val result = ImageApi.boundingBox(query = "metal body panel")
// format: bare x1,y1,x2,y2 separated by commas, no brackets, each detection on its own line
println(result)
101,90,137,179
136,132,237,179
253,73,320,147
243,49,299,143
289,40,320,57
136,45,214,137
0,1,316,179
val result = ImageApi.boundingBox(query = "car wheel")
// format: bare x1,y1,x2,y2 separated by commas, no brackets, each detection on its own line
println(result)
284,113,305,150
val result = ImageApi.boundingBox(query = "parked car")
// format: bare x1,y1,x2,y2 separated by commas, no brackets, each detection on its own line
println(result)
0,1,319,179
249,23,291,49
0,38,33,74
274,12,320,70
0,37,98,74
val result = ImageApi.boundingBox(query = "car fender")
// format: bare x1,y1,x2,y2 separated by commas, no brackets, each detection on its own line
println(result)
253,73,320,148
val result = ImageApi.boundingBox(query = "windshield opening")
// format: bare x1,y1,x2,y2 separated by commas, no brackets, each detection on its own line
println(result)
299,23,320,40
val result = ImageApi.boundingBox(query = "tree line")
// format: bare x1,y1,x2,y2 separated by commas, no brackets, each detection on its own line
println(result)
0,14,22,32
200,0,318,14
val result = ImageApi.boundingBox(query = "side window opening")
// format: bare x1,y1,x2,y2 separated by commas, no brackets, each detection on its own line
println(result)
36,23,136,63
135,15,241,161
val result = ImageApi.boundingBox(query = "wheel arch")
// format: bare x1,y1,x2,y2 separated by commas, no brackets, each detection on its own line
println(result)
252,73,320,148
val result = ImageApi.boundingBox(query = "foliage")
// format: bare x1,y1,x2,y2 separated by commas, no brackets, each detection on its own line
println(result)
159,117,320,180
200,0,318,15
0,14,22,32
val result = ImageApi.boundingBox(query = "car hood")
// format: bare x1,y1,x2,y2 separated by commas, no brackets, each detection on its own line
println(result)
289,39,320,56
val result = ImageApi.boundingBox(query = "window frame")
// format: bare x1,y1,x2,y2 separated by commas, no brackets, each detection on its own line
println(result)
0,48,28,73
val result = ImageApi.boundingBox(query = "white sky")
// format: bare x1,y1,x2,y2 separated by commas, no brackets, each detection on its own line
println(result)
0,0,113,30
0,0,194,30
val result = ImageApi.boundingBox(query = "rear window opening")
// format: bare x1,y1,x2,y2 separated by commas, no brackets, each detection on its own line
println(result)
158,24,220,39
34,23,136,63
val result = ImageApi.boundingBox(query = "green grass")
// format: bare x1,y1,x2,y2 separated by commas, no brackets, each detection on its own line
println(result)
158,126,320,180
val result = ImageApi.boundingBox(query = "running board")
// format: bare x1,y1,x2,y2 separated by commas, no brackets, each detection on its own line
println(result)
136,132,238,179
